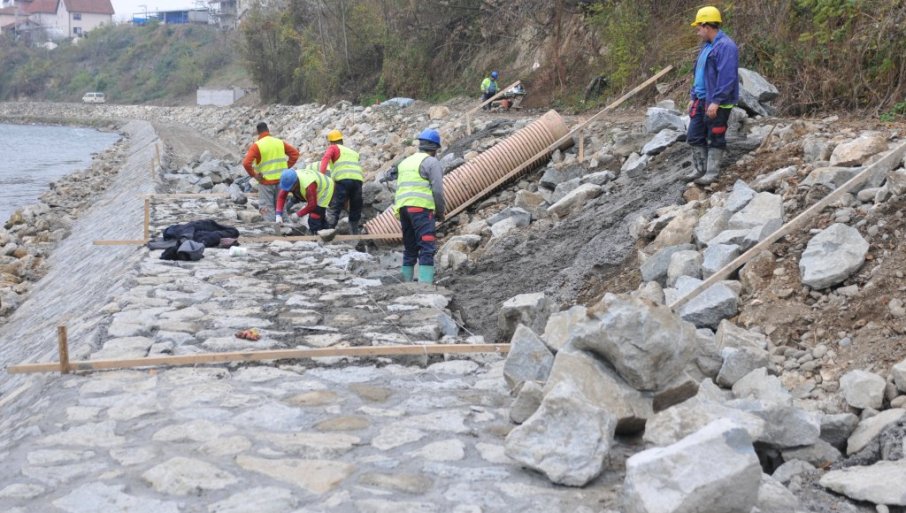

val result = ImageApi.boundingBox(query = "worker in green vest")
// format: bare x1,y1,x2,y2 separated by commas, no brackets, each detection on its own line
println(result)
320,129,365,234
242,122,300,221
391,128,445,283
276,163,335,234
480,71,499,110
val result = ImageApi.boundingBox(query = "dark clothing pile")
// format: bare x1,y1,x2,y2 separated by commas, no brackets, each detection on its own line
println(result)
149,220,240,261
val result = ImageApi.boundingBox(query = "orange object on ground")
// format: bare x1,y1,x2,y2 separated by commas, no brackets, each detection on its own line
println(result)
235,328,261,341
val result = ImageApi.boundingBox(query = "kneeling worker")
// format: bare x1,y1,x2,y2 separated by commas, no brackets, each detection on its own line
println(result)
392,129,445,283
276,163,335,234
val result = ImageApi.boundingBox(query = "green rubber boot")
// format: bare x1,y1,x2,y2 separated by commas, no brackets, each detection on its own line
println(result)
418,265,435,284
401,265,415,282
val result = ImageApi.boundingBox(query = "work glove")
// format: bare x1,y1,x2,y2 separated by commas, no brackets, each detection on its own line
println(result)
275,215,283,224
392,206,400,220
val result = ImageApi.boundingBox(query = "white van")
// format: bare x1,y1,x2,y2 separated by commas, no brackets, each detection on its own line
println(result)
82,92,106,104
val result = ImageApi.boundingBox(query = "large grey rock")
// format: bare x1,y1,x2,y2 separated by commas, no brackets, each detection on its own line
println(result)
544,345,653,434
621,153,649,176
799,223,869,289
725,180,757,213
728,398,821,449
840,369,886,410
780,439,842,467
772,460,816,484
514,190,546,211
847,409,906,455
547,183,602,219
717,347,772,388
893,358,906,392
666,250,702,287
497,292,555,342
503,325,554,390
540,165,586,190
510,381,544,424
649,210,699,251
568,294,698,391
487,207,531,227
707,228,755,249
830,133,888,166
739,86,770,117
802,138,835,162
731,368,789,404
755,473,801,513
819,460,906,506
727,192,783,231
738,68,779,102
644,381,766,447
693,207,731,246
642,129,684,155
753,166,798,192
623,419,761,513
821,413,860,449
640,244,696,286
541,305,588,353
550,178,582,204
505,380,617,487
802,166,862,189
645,107,686,134
669,276,739,329
701,244,739,278
716,320,768,351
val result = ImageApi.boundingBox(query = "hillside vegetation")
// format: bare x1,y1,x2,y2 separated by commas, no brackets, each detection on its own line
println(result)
0,23,244,103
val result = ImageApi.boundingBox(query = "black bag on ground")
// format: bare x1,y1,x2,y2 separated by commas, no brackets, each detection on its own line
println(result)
162,220,240,248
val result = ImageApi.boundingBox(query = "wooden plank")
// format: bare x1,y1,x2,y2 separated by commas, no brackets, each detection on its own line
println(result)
243,233,401,243
7,343,511,374
669,141,906,311
57,326,70,374
467,80,522,116
93,240,147,246
143,197,151,243
148,193,231,199
578,131,585,162
444,66,673,222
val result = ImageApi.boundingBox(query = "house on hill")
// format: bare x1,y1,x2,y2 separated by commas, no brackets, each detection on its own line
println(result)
0,0,113,39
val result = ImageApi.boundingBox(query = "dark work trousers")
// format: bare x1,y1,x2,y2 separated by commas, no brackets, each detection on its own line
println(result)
327,179,363,228
400,206,436,267
687,98,732,149
307,206,328,234
481,91,496,110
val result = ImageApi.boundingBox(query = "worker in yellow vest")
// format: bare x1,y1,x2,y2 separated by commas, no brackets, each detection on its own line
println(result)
319,129,364,234
276,163,335,234
480,71,499,110
242,122,300,221
391,129,445,283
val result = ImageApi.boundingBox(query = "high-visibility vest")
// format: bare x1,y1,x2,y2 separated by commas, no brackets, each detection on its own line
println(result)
394,153,435,211
296,164,334,208
254,136,289,181
328,144,364,182
481,77,498,94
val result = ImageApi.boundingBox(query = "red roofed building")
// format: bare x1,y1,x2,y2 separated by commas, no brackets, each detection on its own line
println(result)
0,0,112,38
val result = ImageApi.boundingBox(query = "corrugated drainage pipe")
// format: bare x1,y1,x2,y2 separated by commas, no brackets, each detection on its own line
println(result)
365,109,570,239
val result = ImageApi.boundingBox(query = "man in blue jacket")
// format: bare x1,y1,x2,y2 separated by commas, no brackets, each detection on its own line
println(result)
685,6,739,185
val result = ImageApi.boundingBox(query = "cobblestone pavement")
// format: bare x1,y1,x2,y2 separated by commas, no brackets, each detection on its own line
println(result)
0,169,622,512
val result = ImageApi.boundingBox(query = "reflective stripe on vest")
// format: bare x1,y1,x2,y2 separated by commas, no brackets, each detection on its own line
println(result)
296,165,334,208
255,136,289,181
394,153,434,210
328,144,364,182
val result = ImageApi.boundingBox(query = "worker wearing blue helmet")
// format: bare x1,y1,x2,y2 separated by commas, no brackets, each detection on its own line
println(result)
480,71,500,109
275,163,335,234
389,128,445,283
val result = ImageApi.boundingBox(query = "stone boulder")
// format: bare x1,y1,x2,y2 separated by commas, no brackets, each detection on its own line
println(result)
693,207,731,246
547,184,602,219
623,419,761,513
540,165,585,190
799,224,869,290
701,244,739,279
544,345,653,434
893,358,906,393
668,276,739,329
830,133,888,166
503,325,555,390
820,413,860,449
505,380,617,487
753,166,798,192
621,153,649,177
568,294,698,391
727,398,821,449
642,129,684,156
819,460,906,506
716,347,772,388
645,107,686,134
666,250,702,287
738,68,779,103
541,305,588,353
725,180,757,213
727,192,783,231
497,293,555,342
640,244,696,286
427,106,451,120
487,208,531,227
716,320,768,351
510,381,543,424
840,369,886,410
802,166,862,190
847,408,906,456
755,473,801,513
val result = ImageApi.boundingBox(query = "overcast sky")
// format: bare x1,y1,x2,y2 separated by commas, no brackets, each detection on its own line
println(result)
111,0,203,21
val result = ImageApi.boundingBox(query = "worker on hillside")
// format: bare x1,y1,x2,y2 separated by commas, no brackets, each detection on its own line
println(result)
319,129,364,234
480,71,499,110
243,122,300,221
685,6,739,185
276,163,335,234
391,129,445,283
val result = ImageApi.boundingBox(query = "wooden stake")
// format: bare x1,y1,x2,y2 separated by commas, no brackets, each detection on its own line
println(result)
444,66,673,222
57,325,70,375
578,131,585,162
148,193,230,199
669,141,906,311
7,343,511,374
93,240,148,246
143,197,151,243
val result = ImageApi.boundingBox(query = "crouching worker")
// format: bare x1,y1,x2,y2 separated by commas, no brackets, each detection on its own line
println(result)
276,163,335,234
392,129,445,283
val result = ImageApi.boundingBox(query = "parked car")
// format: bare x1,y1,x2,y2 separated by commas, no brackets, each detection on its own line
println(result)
82,92,106,104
